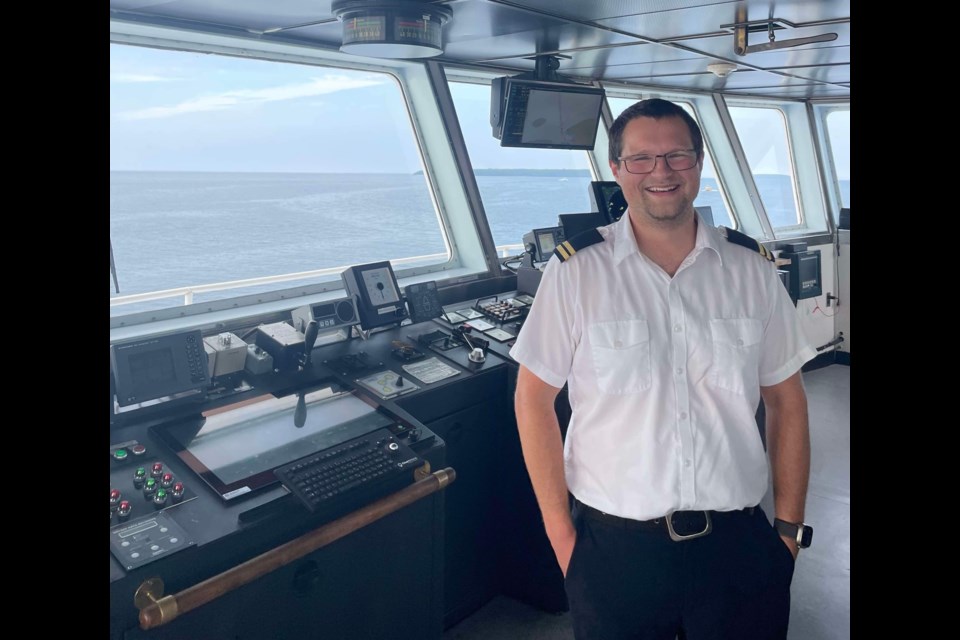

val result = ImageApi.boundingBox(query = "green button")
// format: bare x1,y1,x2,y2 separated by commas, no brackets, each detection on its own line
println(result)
113,449,128,459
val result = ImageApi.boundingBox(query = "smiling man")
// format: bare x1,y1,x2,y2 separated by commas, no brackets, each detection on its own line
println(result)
510,98,816,640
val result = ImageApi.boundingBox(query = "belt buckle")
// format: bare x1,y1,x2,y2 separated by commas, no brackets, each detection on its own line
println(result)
665,511,712,542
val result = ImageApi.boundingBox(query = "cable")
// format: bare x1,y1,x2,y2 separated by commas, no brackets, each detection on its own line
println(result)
809,299,835,318
501,259,523,274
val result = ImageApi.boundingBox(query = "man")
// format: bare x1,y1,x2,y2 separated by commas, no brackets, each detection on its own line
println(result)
510,98,816,639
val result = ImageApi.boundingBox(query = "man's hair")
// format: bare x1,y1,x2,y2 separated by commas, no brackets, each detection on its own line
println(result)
608,98,704,164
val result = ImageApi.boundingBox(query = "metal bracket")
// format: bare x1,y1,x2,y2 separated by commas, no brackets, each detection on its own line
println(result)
135,576,180,625
726,5,837,56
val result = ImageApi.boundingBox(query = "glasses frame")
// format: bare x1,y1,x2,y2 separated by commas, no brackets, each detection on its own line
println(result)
617,149,700,174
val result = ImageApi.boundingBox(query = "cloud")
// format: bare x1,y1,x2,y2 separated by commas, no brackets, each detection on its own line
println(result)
119,75,383,120
111,73,175,83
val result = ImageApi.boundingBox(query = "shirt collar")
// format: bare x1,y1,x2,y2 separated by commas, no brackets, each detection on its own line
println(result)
612,209,725,267
696,213,724,266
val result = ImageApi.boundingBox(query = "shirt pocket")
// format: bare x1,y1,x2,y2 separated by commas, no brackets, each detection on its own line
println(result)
588,320,651,394
709,318,762,395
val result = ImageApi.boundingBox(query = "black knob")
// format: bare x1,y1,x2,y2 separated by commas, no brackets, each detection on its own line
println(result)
396,375,404,387
294,393,307,428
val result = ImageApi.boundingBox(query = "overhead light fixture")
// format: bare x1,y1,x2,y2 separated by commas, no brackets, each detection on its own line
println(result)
332,0,453,59
707,62,737,78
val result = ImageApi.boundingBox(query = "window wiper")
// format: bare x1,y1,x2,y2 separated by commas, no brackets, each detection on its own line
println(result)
110,237,120,293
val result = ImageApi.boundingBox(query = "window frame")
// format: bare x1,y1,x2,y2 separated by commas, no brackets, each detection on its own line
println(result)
442,67,606,249
811,100,851,224
109,21,492,337
723,96,830,238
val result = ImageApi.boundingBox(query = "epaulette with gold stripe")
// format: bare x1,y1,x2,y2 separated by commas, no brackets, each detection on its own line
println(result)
717,226,775,262
553,228,605,263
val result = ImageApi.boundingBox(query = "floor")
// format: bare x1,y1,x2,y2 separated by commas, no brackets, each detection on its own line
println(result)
443,364,851,640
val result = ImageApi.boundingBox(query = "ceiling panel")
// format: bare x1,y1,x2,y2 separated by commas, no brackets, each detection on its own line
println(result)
485,0,737,23
109,0,850,99
726,85,851,99
111,0,335,32
766,65,850,85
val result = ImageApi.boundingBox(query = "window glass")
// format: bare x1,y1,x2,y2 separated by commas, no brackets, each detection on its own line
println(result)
727,106,800,229
607,97,733,228
447,80,595,249
825,109,851,208
111,44,446,316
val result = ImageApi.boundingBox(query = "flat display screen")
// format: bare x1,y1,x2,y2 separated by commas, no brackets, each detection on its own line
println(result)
537,231,558,254
495,78,605,150
129,348,176,386
153,384,404,500
111,330,209,407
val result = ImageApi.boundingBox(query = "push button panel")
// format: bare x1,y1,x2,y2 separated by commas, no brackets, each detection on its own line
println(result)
110,456,196,529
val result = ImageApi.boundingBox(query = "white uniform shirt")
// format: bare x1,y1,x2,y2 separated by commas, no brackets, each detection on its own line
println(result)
509,213,817,520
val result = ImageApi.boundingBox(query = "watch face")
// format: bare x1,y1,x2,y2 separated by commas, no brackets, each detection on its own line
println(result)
360,267,399,305
800,525,813,548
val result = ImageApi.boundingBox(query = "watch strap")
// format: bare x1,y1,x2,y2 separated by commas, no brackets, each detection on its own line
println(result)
774,518,812,548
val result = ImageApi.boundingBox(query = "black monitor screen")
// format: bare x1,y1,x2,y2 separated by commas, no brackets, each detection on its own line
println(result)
493,78,604,150
589,181,626,222
558,212,607,239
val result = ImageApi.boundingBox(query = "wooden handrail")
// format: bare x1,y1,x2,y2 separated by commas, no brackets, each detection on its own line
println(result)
137,467,456,630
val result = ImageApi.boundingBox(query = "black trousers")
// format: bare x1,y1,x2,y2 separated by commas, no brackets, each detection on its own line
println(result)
564,501,795,640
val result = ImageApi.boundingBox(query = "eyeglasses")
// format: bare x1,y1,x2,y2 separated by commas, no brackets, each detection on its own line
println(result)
617,150,699,174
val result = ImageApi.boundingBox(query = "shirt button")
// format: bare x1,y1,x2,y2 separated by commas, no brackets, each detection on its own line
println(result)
674,324,682,332
676,367,683,375
737,338,744,346
680,412,688,420
684,459,692,468
614,340,622,348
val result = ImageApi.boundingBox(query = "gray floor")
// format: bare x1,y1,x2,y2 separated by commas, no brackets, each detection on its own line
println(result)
443,364,851,640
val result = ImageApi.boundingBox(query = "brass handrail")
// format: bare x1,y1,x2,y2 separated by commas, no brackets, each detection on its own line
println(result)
136,466,456,630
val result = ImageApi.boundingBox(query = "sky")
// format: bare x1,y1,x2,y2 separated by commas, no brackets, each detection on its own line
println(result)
110,43,850,178
111,44,580,172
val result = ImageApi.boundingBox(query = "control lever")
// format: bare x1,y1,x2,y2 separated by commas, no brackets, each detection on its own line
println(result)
294,320,320,428
299,320,320,371
454,325,489,355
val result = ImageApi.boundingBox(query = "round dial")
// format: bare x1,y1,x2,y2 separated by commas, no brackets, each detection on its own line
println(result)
361,267,399,304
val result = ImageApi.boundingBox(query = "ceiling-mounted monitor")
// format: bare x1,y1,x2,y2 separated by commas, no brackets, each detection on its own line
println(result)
491,77,605,150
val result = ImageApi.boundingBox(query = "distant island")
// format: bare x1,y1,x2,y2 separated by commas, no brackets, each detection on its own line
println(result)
415,168,591,177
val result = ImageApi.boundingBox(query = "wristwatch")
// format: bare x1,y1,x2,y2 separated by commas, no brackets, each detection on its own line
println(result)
774,518,813,549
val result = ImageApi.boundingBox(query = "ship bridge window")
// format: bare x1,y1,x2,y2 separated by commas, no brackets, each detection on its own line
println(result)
110,44,448,319
447,80,595,251
607,98,734,229
727,106,803,231
824,108,851,209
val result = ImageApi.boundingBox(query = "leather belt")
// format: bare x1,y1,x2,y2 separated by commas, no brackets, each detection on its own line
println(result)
573,498,756,542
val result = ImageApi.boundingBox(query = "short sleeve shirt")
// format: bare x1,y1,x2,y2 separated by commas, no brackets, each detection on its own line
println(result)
509,213,817,520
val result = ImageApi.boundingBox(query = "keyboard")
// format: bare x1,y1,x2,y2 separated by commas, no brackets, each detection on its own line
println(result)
274,428,422,513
